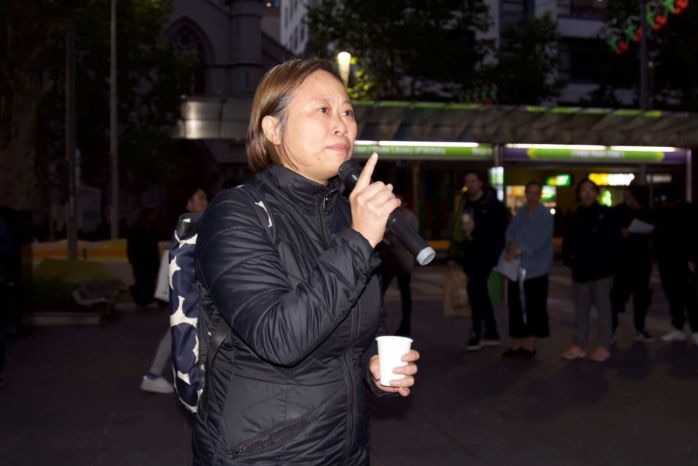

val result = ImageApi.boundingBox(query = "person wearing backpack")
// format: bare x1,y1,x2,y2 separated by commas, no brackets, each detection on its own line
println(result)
192,58,420,465
140,187,208,394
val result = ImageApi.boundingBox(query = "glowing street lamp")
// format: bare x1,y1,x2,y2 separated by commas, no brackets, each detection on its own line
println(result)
336,51,351,87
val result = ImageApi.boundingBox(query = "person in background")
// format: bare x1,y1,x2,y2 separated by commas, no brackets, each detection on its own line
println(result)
610,185,655,343
192,58,419,465
457,171,508,351
562,179,620,362
0,215,12,388
140,187,208,394
501,181,553,359
378,195,417,337
127,207,160,309
654,187,698,345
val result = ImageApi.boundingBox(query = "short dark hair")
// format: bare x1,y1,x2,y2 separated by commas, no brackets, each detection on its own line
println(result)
628,184,649,207
464,170,486,182
246,58,344,172
576,178,599,199
525,180,543,192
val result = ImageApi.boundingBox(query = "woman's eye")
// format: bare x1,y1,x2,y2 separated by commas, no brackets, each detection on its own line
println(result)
319,106,328,113
343,109,355,117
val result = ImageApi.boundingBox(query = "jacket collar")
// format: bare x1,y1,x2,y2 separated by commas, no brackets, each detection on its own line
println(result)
264,165,340,214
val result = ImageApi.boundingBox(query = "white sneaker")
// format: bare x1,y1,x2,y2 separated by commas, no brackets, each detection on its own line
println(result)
661,329,686,342
692,332,698,346
635,330,655,343
140,375,174,394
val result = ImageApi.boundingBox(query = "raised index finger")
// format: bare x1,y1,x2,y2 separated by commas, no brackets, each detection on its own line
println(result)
353,152,378,192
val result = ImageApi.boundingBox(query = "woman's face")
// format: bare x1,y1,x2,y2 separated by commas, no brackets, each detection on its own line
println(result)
525,184,542,207
273,70,357,184
186,189,208,213
578,181,598,207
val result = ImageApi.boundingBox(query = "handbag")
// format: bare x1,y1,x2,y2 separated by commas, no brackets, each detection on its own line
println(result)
442,260,471,318
153,250,170,302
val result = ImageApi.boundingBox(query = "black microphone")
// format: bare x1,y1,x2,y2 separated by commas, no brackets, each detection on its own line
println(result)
338,159,436,266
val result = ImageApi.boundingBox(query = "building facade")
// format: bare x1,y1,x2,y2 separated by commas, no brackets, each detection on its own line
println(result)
164,0,290,167
278,0,627,106
490,0,627,105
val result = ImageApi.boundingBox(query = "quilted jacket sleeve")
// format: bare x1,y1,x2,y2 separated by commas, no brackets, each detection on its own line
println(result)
195,188,377,367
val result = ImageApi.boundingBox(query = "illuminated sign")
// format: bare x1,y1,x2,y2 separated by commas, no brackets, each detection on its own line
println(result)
507,185,556,201
504,144,687,165
545,174,572,186
353,140,494,160
588,173,636,186
646,174,672,183
541,185,556,201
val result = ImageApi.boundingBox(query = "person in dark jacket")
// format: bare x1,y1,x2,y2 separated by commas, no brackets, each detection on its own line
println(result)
610,185,655,343
562,179,620,362
126,207,160,308
0,215,12,387
457,171,508,351
378,196,418,337
192,58,419,466
654,189,698,345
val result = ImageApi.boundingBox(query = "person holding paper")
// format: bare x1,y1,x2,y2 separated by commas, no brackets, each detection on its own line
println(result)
500,181,553,358
610,185,655,343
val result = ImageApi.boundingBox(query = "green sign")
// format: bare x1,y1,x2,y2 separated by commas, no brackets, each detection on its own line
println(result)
353,144,494,160
545,174,572,186
528,148,665,162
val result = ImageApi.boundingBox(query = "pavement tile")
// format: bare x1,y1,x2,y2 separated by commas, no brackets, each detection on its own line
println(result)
1,261,697,466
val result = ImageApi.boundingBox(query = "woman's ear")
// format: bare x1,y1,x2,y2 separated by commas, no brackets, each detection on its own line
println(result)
261,116,282,145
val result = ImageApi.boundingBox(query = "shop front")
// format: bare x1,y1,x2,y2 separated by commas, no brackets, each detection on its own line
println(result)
500,144,690,236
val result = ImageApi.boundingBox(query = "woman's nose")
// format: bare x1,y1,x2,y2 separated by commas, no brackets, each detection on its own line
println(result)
332,116,348,135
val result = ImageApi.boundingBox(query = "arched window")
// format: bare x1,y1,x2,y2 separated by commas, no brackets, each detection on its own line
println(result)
164,18,214,95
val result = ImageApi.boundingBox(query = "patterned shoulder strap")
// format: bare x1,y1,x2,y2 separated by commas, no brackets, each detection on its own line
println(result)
237,183,275,243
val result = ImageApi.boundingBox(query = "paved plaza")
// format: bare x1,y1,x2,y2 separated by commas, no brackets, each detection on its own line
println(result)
1,262,697,466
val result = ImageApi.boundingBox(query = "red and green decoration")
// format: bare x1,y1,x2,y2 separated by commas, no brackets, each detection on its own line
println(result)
607,0,689,54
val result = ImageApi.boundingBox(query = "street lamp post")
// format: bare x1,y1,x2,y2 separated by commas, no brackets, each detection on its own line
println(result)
639,0,650,110
66,16,77,260
336,51,351,87
109,0,119,239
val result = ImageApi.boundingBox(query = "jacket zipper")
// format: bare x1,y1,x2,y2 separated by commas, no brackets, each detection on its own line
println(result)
319,189,356,461
320,192,330,246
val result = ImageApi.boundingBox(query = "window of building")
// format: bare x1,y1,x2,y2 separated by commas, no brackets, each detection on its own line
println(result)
170,26,207,94
558,0,606,18
559,38,609,82
500,0,534,31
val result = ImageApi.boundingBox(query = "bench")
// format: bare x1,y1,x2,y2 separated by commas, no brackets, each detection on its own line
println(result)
72,279,124,315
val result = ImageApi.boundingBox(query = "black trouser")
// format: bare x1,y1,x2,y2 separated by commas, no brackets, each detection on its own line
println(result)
658,261,698,332
611,260,652,333
466,267,499,340
507,274,550,339
130,265,157,307
382,270,412,332
0,279,6,376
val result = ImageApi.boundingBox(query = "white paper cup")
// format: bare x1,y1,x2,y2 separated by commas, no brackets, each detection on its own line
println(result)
375,336,413,386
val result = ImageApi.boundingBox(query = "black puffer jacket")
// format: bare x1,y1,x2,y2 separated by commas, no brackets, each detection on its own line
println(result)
562,202,620,283
461,187,508,273
192,165,385,466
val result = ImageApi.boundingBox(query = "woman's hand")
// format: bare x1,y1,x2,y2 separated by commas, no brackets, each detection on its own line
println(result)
349,153,401,247
505,242,522,260
369,349,420,397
